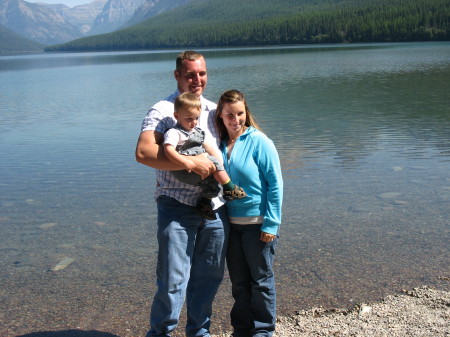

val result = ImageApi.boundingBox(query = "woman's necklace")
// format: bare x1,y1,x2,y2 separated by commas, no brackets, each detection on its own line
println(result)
227,127,246,153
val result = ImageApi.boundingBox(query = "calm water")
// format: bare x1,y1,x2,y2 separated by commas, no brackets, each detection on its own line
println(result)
1,43,449,336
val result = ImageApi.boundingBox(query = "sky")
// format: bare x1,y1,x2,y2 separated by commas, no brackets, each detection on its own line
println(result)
26,0,90,7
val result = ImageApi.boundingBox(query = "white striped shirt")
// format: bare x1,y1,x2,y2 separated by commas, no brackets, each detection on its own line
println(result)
141,90,224,209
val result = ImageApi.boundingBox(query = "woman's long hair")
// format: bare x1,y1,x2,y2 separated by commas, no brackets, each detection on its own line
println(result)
215,89,263,141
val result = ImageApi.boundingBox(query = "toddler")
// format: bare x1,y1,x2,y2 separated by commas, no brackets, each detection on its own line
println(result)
164,92,246,219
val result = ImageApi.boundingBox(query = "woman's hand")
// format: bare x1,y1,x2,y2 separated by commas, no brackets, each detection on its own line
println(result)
260,231,276,242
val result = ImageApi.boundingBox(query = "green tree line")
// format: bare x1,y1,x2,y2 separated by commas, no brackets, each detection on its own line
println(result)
45,0,450,52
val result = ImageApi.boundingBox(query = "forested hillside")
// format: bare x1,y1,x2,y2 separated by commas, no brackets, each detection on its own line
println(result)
45,0,450,52
0,24,44,54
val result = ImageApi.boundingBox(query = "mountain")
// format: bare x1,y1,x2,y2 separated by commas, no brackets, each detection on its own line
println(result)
0,0,190,47
88,0,146,35
44,0,450,52
0,23,44,54
0,0,82,44
45,0,108,34
38,0,193,37
123,0,192,28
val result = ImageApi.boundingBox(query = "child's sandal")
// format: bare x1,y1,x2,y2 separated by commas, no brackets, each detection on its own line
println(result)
223,185,247,201
196,197,216,220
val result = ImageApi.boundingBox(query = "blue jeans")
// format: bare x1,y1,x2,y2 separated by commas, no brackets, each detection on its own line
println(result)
146,196,229,337
227,223,277,337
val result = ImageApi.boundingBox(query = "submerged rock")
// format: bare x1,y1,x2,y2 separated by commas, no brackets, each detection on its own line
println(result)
378,192,402,199
391,200,408,205
51,257,75,271
38,222,57,229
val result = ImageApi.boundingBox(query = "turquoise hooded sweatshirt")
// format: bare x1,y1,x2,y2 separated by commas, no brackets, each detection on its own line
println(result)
220,126,283,235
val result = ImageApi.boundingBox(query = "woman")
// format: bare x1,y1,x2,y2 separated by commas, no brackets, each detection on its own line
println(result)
215,89,283,337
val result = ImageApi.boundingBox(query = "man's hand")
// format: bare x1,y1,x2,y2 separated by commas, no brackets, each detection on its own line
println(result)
183,160,196,173
190,153,216,179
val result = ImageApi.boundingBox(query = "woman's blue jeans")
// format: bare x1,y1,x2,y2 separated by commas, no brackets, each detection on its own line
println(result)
147,196,229,337
227,223,277,337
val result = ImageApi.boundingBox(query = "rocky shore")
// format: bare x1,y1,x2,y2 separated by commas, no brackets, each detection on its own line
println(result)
213,286,449,337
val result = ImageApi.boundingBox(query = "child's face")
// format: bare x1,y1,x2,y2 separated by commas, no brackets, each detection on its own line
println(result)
174,107,200,131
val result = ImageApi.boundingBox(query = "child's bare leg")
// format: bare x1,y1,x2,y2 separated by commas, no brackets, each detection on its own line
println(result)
213,170,231,185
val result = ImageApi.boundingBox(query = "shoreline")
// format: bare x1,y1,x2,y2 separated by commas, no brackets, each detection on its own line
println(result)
4,284,448,336
212,286,449,337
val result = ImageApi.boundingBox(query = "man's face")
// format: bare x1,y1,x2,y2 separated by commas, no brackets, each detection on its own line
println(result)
174,57,208,97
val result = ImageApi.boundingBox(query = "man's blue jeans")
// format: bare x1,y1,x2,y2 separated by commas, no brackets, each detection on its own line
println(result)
146,196,229,337
227,223,277,337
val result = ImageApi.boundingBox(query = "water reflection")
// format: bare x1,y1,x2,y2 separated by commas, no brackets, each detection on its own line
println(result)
263,69,450,170
0,50,179,72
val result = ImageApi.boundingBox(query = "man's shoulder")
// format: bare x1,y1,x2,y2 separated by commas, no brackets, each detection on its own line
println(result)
141,92,178,133
152,92,177,113
201,96,217,112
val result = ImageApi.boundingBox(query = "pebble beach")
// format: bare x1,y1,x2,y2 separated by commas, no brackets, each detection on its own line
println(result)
213,286,450,337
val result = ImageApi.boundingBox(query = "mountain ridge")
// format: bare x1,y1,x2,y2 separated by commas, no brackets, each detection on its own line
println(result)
45,0,450,52
0,22,44,54
46,0,108,35
0,0,82,45
89,0,147,35
0,0,189,47
1,0,449,53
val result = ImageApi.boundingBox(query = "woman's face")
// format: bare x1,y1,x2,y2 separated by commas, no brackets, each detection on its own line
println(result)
219,101,247,136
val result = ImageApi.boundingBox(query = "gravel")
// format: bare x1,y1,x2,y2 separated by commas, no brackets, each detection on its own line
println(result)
212,286,449,337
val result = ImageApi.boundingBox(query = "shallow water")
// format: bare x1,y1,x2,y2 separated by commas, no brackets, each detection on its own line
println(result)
1,42,449,336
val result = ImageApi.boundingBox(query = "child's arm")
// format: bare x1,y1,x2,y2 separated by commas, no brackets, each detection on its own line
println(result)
164,144,197,172
203,142,224,165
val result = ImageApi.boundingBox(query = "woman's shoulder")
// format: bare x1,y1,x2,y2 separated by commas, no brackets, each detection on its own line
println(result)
247,127,272,143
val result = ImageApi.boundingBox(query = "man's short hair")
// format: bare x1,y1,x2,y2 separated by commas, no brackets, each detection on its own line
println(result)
176,51,204,72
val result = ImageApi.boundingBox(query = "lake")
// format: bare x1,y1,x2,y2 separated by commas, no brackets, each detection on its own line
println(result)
1,42,449,337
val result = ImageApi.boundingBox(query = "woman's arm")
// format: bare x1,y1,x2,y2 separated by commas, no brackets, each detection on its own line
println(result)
257,136,283,236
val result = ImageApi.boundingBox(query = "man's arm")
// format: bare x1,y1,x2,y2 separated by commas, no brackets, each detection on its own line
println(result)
135,130,216,178
135,130,177,170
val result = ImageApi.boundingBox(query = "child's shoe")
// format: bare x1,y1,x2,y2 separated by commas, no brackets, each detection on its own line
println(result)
223,185,247,201
196,197,216,220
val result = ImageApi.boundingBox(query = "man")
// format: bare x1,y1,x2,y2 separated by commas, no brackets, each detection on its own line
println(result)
135,51,229,337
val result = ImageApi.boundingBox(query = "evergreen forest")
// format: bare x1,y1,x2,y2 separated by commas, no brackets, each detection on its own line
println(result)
45,0,450,52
